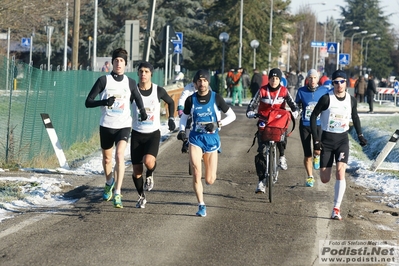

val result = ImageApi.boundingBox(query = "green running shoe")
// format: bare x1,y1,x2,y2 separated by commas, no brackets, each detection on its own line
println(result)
103,180,115,201
305,176,315,187
113,194,123,208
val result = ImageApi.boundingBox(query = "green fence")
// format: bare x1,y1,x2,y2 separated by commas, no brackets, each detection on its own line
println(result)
0,56,164,166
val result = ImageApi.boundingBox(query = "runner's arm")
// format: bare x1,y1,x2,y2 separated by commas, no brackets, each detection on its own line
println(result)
129,78,146,111
310,94,329,141
85,76,107,108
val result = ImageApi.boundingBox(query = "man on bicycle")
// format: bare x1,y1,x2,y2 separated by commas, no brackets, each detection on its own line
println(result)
246,68,298,193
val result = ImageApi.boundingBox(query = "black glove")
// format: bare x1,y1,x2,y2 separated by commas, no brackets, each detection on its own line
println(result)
168,118,176,131
204,123,215,132
314,141,322,151
103,96,115,107
139,108,148,121
358,134,367,146
177,130,187,141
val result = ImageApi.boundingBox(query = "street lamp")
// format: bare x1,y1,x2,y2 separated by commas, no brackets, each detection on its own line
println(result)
45,25,54,71
350,30,367,64
313,8,335,69
365,37,381,63
219,32,229,90
250,39,259,69
268,0,273,72
341,26,359,53
360,33,377,75
303,54,309,73
333,21,351,42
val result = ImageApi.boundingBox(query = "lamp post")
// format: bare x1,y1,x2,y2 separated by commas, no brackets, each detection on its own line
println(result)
45,25,54,71
309,2,326,69
303,54,309,73
250,39,259,69
313,8,335,69
333,21,351,42
268,0,273,72
350,30,367,64
219,32,229,91
360,33,377,75
365,37,381,64
340,26,359,53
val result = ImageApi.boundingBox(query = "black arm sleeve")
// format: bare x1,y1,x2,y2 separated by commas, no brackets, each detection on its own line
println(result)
158,86,175,118
310,94,329,141
350,96,362,135
85,76,107,108
215,93,230,113
183,96,193,115
128,78,145,111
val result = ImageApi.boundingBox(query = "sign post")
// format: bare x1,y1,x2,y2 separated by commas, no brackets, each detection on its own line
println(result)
172,32,183,73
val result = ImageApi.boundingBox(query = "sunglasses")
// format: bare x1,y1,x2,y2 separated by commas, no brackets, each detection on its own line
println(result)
333,80,346,85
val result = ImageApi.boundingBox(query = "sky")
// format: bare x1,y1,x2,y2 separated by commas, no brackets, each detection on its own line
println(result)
0,101,399,222
288,0,399,30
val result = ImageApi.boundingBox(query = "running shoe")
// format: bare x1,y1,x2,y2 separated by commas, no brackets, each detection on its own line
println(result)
331,207,342,220
181,140,189,153
103,180,115,201
144,176,154,191
306,176,315,187
113,194,123,208
136,195,147,208
255,180,266,193
279,156,288,170
196,204,207,217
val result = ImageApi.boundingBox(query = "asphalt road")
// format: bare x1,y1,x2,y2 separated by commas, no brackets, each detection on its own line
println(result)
0,105,398,266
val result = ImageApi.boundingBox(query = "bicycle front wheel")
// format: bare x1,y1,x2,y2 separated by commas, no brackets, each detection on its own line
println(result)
268,143,278,203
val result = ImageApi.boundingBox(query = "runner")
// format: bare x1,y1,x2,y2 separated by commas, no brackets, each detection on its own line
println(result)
310,69,367,220
295,69,330,187
85,48,147,208
178,69,236,217
131,61,176,208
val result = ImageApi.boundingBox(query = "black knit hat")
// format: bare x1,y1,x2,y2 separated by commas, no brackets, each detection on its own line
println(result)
193,69,210,83
268,68,282,79
137,61,154,73
111,48,128,65
332,70,347,80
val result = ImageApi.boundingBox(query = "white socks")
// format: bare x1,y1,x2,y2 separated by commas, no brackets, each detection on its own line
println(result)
334,179,346,208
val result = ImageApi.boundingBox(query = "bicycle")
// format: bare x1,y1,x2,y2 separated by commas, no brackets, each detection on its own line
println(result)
249,110,295,203
258,136,279,203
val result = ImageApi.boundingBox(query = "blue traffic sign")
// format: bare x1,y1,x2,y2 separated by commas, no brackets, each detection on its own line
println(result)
21,37,31,47
172,32,183,54
327,42,337,54
173,43,182,54
311,41,326,47
339,53,350,65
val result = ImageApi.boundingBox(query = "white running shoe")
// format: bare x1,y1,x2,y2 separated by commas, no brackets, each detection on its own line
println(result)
331,207,342,220
279,156,288,170
144,176,154,191
255,180,266,193
136,195,147,208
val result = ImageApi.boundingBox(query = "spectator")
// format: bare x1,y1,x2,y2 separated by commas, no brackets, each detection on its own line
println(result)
366,74,377,113
101,61,110,72
241,68,251,99
287,70,298,99
250,68,262,98
318,72,328,86
354,75,367,103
